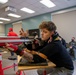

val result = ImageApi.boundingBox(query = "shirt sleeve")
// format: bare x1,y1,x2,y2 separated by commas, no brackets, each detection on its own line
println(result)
33,42,59,62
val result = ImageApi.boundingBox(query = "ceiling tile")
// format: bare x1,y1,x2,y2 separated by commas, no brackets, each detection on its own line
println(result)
0,0,75,24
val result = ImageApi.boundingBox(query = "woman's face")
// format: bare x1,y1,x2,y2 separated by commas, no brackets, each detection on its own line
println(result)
40,28,54,41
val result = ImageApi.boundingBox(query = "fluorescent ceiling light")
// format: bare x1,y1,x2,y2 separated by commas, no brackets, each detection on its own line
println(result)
40,0,56,8
0,18,10,21
0,21,3,23
0,0,8,4
20,7,35,13
8,13,21,18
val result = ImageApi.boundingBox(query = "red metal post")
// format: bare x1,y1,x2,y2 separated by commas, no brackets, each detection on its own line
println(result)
43,70,46,75
16,70,26,75
0,54,4,75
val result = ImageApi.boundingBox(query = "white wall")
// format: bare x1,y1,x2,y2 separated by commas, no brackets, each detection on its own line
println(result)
52,9,76,43
0,24,5,36
12,21,22,36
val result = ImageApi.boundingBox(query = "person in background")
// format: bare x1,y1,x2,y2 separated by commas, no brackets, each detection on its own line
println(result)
69,37,76,59
7,28,18,36
19,28,33,50
19,28,29,39
6,21,74,75
7,28,18,59
69,37,76,47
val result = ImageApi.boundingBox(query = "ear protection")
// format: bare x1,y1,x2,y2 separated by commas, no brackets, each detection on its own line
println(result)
52,31,59,40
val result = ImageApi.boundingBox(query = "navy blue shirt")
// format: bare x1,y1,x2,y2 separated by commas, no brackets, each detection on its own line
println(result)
33,40,74,70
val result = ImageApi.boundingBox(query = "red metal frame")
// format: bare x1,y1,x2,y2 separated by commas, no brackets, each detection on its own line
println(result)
0,53,46,75
0,37,22,47
0,53,26,75
16,70,26,75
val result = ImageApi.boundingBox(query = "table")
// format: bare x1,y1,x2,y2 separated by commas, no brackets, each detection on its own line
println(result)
18,61,56,71
17,56,56,75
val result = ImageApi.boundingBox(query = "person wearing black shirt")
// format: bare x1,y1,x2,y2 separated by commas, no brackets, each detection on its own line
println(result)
6,21,74,75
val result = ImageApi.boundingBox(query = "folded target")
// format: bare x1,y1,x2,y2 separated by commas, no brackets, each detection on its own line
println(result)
18,50,49,66
18,57,48,66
